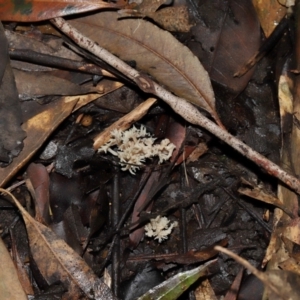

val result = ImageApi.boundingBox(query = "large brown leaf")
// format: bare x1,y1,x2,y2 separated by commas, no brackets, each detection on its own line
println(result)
187,0,261,94
2,189,116,300
0,0,123,22
69,11,219,123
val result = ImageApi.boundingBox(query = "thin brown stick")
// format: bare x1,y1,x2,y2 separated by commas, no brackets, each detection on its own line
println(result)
51,17,300,195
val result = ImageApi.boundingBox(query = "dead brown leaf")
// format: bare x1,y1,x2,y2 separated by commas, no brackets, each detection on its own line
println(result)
26,163,50,224
10,231,34,295
195,279,217,300
186,142,208,163
279,256,300,276
6,29,82,71
253,0,287,37
13,69,95,100
282,217,300,245
148,6,193,32
187,0,261,94
238,182,295,218
1,188,117,300
69,11,220,124
263,56,298,272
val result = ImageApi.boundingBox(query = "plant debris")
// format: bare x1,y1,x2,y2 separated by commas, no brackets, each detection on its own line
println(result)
98,125,176,174
144,215,178,243
1,0,300,299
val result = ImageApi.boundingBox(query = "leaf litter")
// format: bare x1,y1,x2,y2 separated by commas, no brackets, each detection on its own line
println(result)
1,0,300,299
69,11,220,123
0,188,117,300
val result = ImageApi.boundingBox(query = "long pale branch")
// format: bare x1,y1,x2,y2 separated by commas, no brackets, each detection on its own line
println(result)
51,17,300,195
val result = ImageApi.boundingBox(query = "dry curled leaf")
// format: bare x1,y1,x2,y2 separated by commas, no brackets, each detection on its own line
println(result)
69,11,220,123
1,189,116,300
238,183,295,218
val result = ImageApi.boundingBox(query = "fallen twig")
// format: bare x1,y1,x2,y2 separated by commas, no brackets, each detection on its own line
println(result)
51,17,300,195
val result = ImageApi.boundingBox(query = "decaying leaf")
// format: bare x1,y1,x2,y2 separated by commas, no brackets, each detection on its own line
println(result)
121,0,193,32
263,58,298,271
137,259,216,300
0,0,124,22
194,279,217,300
253,0,287,37
0,80,123,188
148,6,193,32
187,0,261,94
282,217,300,245
26,163,51,224
1,189,116,300
238,181,295,218
6,28,82,70
0,23,26,165
0,237,27,300
69,11,220,123
13,69,96,100
186,142,208,163
10,231,35,295
279,256,300,276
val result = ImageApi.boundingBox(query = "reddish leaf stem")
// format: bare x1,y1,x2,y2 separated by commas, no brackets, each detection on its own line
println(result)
51,17,300,195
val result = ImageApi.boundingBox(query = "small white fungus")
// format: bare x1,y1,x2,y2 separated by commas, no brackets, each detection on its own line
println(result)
144,215,178,243
98,125,176,175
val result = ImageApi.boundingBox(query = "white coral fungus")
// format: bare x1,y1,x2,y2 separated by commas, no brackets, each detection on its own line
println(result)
98,125,176,174
144,215,178,243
